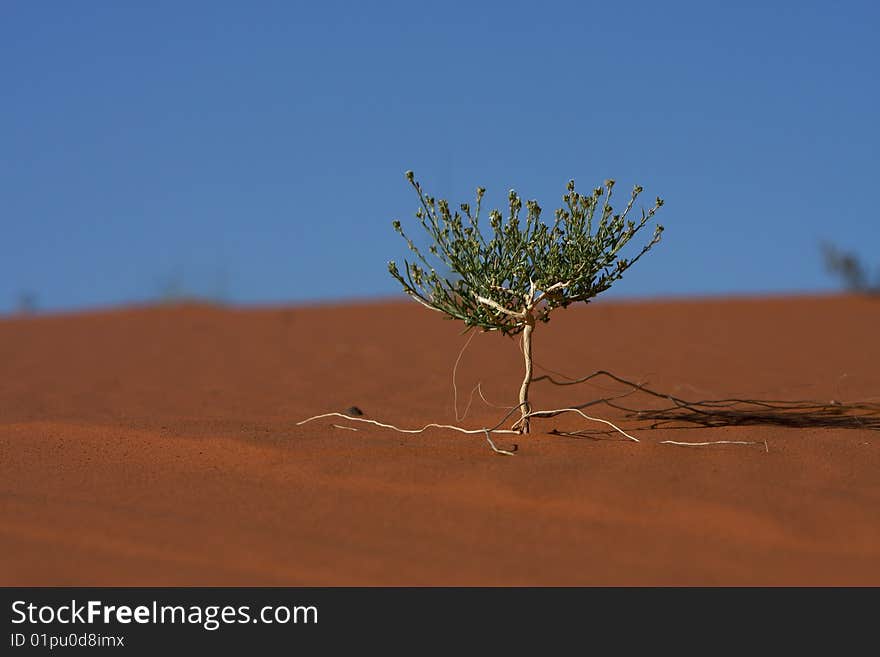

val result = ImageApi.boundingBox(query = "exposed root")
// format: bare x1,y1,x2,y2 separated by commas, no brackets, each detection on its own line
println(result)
520,407,639,442
297,412,520,436
298,399,639,454
299,369,877,456
459,382,514,419
661,440,769,453
452,332,515,421
299,408,525,455
451,330,477,421
483,430,517,456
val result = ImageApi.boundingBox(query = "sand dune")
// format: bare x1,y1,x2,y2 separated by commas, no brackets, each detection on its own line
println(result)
1,295,878,585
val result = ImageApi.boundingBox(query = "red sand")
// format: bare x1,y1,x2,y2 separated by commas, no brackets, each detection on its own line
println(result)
1,295,878,585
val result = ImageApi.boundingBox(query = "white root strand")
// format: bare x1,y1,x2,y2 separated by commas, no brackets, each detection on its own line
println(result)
452,330,477,421
483,430,516,456
524,407,640,442
661,439,768,452
297,412,519,436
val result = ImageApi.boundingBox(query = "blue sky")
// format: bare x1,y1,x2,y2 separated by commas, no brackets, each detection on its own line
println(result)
2,0,878,313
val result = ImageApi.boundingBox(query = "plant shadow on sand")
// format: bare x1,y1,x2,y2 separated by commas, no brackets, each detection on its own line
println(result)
538,370,880,438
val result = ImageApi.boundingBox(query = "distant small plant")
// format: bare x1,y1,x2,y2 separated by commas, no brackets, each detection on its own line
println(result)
15,291,38,315
388,171,664,433
821,243,880,295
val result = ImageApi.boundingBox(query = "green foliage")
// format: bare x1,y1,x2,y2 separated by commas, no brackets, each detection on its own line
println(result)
388,171,665,334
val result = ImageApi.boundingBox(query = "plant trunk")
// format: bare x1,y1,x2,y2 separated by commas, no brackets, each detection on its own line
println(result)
518,316,535,434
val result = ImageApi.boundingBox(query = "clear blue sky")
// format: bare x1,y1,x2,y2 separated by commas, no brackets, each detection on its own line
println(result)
2,0,878,313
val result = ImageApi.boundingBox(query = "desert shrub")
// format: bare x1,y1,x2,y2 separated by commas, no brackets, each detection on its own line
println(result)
388,171,665,433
